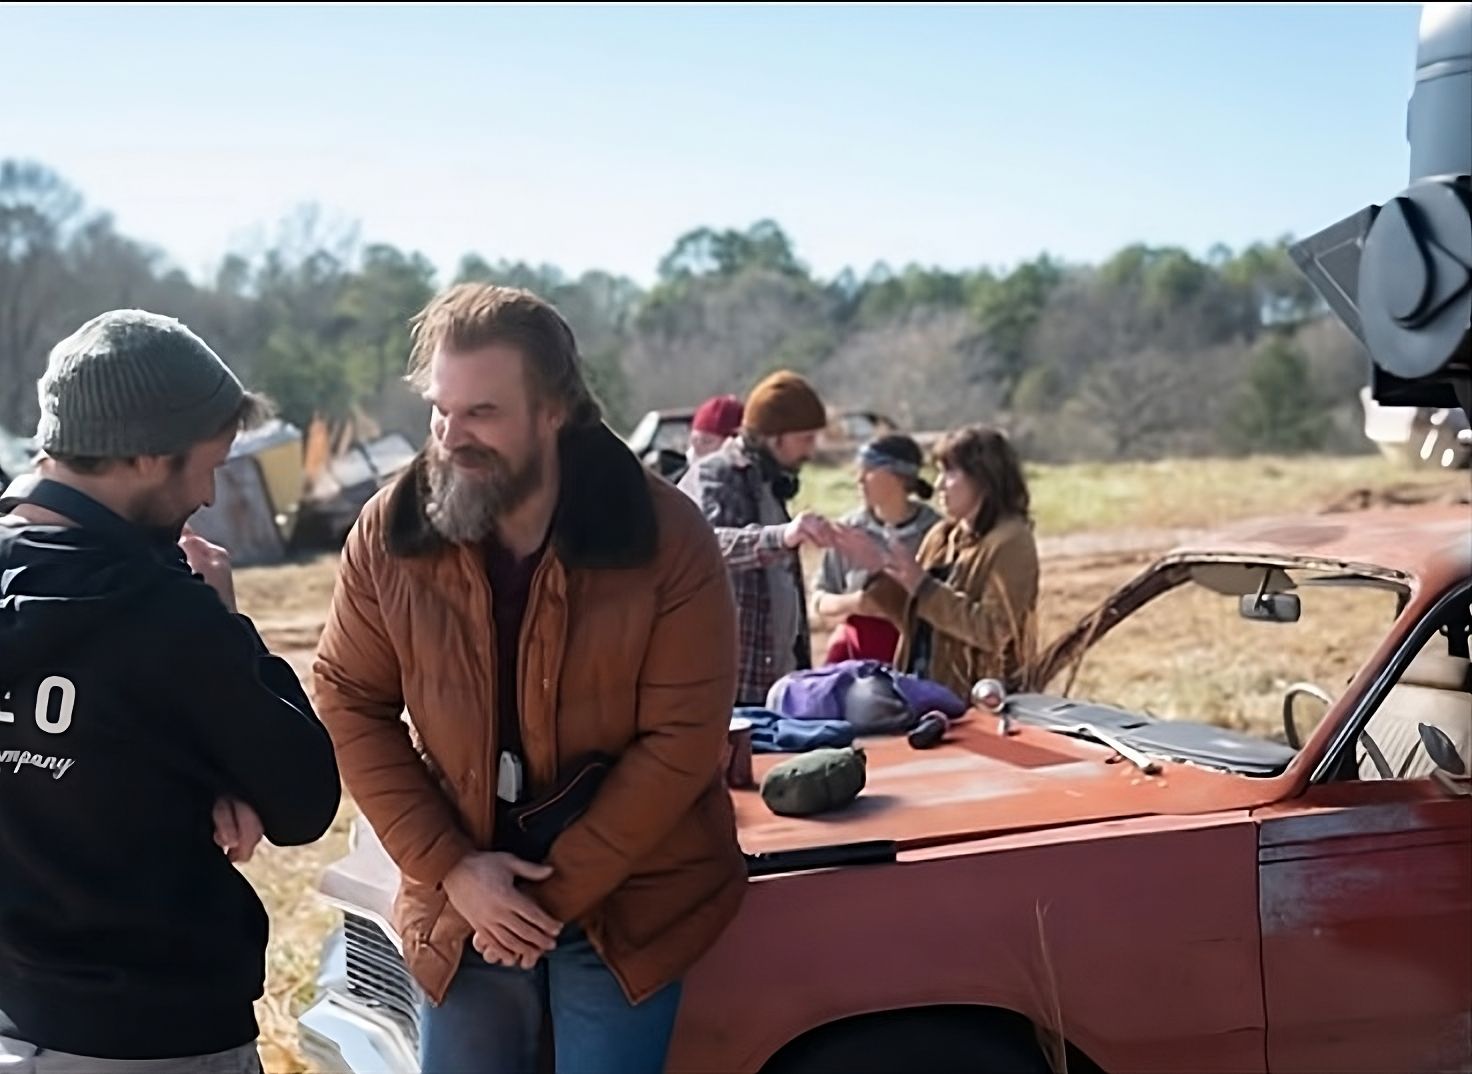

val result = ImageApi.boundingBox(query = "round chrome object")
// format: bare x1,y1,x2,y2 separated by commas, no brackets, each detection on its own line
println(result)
970,678,1007,711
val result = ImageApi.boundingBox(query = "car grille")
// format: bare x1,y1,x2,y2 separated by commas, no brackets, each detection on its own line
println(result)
343,912,423,1045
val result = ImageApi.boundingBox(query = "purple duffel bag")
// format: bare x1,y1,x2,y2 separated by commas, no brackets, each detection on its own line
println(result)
764,659,967,726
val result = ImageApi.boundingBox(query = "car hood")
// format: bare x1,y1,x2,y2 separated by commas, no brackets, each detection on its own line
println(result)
731,714,1285,858
321,712,1289,930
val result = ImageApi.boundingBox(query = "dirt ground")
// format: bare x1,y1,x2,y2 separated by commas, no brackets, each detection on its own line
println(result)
230,459,1469,1073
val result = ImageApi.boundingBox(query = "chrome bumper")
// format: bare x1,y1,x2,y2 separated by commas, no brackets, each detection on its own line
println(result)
298,991,420,1074
297,922,420,1074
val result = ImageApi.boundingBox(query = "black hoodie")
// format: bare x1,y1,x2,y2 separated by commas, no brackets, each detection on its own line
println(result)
0,478,341,1059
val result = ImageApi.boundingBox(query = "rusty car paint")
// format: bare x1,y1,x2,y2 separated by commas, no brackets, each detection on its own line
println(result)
1255,785,1472,1074
668,814,1267,1073
731,720,1285,857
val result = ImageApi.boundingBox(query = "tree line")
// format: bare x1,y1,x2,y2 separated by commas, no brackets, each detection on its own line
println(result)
1,159,1371,462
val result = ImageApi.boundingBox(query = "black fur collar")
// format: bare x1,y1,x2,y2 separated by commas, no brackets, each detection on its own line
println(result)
385,422,658,569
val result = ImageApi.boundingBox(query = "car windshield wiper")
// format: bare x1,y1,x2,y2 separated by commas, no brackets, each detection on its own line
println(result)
1045,723,1163,775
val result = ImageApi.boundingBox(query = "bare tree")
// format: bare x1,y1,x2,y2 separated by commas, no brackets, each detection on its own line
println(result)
0,162,91,431
620,269,835,415
817,308,1001,433
1062,344,1240,460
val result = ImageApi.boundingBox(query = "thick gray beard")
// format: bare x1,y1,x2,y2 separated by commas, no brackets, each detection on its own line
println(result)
425,441,544,545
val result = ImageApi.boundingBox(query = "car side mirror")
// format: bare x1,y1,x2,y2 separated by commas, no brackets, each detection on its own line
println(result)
1418,723,1467,776
1240,593,1301,624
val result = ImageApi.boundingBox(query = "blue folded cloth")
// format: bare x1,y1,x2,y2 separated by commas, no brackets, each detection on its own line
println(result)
735,707,856,754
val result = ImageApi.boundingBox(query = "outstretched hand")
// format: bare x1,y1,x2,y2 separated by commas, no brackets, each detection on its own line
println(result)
782,511,837,550
830,526,927,595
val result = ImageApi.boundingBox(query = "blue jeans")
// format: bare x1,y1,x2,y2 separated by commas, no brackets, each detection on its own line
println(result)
418,927,682,1074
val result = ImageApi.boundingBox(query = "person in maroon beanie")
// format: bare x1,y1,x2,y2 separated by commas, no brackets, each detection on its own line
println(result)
685,394,744,468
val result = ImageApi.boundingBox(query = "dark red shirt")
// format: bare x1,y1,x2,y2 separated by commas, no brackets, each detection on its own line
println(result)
484,534,548,771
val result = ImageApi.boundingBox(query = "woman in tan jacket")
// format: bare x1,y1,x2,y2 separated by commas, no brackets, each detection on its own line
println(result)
835,425,1040,699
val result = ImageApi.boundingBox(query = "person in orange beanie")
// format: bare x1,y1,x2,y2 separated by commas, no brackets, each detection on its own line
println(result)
678,370,835,705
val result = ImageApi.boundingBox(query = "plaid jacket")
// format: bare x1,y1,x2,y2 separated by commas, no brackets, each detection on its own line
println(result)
678,439,811,705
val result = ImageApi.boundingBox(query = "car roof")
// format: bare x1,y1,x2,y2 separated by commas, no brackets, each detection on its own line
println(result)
1164,505,1470,591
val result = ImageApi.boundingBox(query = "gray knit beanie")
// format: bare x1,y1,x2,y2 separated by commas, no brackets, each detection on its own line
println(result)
36,310,246,458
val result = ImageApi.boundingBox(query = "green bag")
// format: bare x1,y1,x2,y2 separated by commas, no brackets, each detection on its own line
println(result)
760,746,868,817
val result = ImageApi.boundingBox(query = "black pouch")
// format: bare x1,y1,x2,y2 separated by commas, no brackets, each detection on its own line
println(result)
842,664,917,735
493,754,615,863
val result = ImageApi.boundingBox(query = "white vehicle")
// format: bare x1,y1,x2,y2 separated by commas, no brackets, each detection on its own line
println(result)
1359,386,1472,470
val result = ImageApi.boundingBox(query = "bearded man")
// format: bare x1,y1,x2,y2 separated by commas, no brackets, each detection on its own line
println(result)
312,284,745,1074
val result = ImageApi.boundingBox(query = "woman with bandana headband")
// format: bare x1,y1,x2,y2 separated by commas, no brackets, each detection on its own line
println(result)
810,434,940,664
833,425,1040,698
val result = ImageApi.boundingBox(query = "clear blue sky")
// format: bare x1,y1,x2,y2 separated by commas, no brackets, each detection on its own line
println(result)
1,2,1426,286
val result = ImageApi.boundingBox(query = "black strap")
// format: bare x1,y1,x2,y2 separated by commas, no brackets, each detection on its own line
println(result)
1,476,158,554
0,479,173,683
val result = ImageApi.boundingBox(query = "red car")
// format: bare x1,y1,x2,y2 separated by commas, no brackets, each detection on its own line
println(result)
301,506,1471,1074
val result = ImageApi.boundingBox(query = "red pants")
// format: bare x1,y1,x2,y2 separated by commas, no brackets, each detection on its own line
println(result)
824,614,900,665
